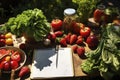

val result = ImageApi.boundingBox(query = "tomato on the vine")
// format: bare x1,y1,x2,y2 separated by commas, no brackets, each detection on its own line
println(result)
80,27,91,38
11,51,21,62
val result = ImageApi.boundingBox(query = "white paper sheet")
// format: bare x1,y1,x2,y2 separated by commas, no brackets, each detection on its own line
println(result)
30,48,74,79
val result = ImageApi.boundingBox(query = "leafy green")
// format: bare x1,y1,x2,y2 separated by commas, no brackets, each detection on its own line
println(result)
81,23,120,80
0,8,51,42
72,0,100,23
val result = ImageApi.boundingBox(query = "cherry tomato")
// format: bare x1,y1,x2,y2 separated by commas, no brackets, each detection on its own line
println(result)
51,19,62,31
0,60,11,70
5,32,12,38
5,56,11,62
80,27,91,38
5,38,13,45
0,34,5,39
0,39,6,47
11,51,21,62
10,60,19,69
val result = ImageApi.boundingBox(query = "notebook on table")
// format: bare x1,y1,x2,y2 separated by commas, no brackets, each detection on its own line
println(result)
30,47,74,79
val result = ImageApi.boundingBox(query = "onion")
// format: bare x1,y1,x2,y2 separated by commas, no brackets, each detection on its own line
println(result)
44,39,51,46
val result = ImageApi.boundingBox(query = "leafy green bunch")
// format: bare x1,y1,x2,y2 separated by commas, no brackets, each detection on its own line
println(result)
81,23,120,80
1,8,51,42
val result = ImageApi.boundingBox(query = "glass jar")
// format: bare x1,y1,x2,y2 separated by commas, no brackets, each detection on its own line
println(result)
93,5,106,23
63,8,78,33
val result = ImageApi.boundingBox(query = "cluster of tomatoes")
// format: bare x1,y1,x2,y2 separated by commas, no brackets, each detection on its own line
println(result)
0,49,21,71
0,32,13,47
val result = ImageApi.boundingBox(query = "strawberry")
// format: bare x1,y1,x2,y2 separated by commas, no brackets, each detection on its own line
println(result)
70,34,77,45
60,38,67,47
71,45,78,53
76,38,83,45
76,36,83,45
77,36,83,39
19,66,30,77
77,47,85,57
54,31,63,37
64,33,71,44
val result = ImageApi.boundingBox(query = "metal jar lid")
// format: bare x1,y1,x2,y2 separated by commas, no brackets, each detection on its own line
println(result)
64,8,76,16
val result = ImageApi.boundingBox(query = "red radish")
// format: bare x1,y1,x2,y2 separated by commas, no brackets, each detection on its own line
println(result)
47,33,56,42
54,31,63,37
77,47,85,57
19,66,30,77
60,38,67,47
70,34,77,45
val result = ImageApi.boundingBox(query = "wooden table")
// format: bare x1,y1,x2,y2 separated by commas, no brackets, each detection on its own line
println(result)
0,20,102,80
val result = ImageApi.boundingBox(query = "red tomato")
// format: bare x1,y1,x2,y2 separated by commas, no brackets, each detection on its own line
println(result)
0,60,11,70
86,35,99,49
0,39,6,47
0,34,5,39
11,60,19,69
0,49,7,57
51,19,62,31
80,27,91,38
11,51,21,62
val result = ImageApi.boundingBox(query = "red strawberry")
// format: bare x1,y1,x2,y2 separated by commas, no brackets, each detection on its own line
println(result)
70,34,77,45
19,66,30,77
77,36,83,39
60,38,67,47
54,31,63,37
76,36,83,45
77,47,85,57
71,45,78,53
64,33,71,44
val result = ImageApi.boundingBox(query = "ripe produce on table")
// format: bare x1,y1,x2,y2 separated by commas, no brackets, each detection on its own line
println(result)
0,32,13,47
81,23,120,80
0,2,120,79
19,66,30,78
80,27,91,38
51,18,63,31
0,48,22,71
0,8,51,42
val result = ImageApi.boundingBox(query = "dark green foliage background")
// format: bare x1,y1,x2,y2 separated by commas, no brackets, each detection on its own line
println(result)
1,0,120,24
0,0,77,24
